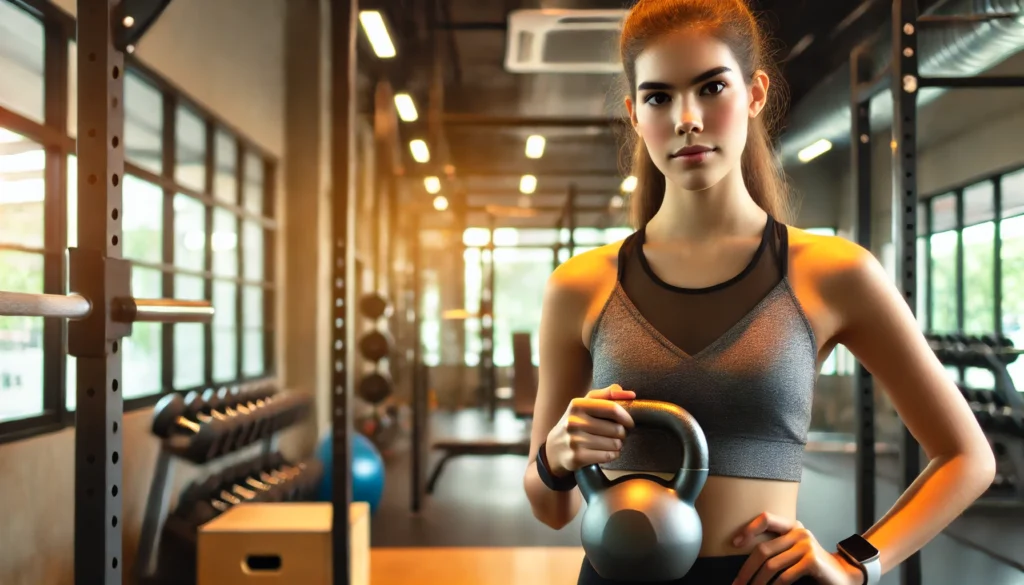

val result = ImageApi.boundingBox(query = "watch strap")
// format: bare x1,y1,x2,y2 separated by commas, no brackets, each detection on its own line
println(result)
536,441,577,491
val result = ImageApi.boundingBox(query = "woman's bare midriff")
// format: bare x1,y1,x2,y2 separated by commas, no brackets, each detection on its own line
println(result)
601,470,800,557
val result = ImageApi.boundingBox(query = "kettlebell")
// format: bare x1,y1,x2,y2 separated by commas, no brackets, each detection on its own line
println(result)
575,399,709,582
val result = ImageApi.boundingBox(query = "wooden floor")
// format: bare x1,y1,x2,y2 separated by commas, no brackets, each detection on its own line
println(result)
370,547,584,585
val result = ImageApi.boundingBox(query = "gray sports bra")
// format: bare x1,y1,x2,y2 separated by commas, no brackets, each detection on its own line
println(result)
588,216,818,482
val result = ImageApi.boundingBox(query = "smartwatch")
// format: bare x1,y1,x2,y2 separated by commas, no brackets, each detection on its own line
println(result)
837,534,881,585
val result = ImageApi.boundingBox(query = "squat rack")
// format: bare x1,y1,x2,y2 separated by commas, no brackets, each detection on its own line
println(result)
0,1,215,583
850,2,1024,585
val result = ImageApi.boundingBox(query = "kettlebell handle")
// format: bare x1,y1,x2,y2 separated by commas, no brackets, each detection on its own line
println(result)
576,399,709,503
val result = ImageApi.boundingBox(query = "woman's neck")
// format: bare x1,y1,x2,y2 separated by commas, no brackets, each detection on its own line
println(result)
645,168,767,242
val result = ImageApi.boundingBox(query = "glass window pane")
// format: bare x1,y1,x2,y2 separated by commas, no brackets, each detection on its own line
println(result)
68,41,77,137
174,274,206,389
243,285,263,376
213,208,238,276
0,250,43,423
963,181,995,227
492,248,554,366
176,106,206,192
916,237,928,331
174,194,205,271
0,1,45,123
931,193,957,232
917,204,928,236
243,221,264,281
0,132,44,249
244,151,263,215
123,175,163,263
123,267,162,398
962,222,995,333
214,130,237,204
213,280,237,382
1001,169,1024,219
929,231,959,332
1000,215,1024,389
125,71,164,175
68,155,78,247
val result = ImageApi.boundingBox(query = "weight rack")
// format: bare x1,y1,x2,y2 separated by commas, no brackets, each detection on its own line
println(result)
850,2,1024,585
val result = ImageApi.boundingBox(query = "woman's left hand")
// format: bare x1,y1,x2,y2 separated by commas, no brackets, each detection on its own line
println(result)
731,512,865,585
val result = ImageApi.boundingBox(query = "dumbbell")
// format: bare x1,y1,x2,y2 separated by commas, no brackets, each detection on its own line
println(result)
180,391,243,458
229,386,274,443
152,394,229,462
197,388,255,453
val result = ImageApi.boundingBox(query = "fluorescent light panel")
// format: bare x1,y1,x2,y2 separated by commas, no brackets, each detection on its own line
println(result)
359,11,396,59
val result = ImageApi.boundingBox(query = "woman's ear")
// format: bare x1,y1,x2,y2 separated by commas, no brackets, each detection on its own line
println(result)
749,70,770,118
624,96,641,135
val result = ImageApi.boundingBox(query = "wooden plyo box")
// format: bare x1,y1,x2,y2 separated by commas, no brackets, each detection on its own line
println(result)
197,502,369,585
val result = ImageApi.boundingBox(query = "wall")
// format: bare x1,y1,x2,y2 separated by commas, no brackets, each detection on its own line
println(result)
0,1,288,584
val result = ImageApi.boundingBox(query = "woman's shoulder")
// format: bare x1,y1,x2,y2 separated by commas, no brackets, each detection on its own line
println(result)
784,225,889,309
543,237,630,312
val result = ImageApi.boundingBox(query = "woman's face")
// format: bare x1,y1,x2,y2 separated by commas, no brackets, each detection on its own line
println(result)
626,31,768,192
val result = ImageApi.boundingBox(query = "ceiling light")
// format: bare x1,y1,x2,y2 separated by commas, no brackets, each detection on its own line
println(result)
394,93,418,122
358,11,396,59
519,174,537,194
797,139,832,163
621,175,637,193
409,139,430,163
610,195,624,209
122,16,135,27
433,195,449,211
525,135,545,159
424,176,441,194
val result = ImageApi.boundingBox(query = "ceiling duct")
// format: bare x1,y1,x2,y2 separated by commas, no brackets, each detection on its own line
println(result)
780,0,1024,166
504,8,627,74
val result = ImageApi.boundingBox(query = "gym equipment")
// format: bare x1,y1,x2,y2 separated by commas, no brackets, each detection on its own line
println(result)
152,393,230,463
357,370,393,404
359,292,393,320
315,431,386,514
575,400,709,582
149,451,325,585
196,502,371,585
358,329,393,362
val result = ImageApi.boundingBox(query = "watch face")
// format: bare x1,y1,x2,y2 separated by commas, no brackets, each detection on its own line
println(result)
839,535,880,561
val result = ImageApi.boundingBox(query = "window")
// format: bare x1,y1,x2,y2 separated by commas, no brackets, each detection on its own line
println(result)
0,2,277,437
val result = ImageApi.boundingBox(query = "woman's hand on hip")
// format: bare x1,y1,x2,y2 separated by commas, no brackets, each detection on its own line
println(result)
732,512,865,585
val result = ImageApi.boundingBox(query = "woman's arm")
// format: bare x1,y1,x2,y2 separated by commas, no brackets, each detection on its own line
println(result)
823,240,996,574
522,263,597,530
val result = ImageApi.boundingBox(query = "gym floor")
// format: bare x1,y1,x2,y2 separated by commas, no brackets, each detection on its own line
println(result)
371,407,1024,585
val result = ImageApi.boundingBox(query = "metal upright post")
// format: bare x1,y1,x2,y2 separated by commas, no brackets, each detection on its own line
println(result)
486,214,497,421
411,212,424,513
73,3,127,581
330,0,357,582
567,184,577,257
850,46,877,536
892,1,922,583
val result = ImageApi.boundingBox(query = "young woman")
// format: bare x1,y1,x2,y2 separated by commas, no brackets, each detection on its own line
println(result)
522,1,996,584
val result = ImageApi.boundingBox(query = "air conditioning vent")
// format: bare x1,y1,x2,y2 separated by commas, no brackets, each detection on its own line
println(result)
504,9,627,74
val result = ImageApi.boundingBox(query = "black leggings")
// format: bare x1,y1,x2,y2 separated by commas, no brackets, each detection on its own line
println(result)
577,555,821,585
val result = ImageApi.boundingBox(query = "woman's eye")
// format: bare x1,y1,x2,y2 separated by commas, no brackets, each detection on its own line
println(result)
643,92,670,106
701,81,726,95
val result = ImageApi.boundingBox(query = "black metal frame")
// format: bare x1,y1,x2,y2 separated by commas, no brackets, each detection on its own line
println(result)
329,0,357,583
0,0,279,443
850,2,1024,584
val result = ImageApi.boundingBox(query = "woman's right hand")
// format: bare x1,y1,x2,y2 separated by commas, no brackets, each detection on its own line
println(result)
545,385,636,477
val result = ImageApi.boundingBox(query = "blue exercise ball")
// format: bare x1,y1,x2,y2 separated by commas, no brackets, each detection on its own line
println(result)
315,431,386,514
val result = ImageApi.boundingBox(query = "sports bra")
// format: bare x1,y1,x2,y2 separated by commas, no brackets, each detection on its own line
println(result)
587,216,818,482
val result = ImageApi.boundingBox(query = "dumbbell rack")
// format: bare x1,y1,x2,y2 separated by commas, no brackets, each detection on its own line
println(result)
927,334,1024,507
136,382,317,585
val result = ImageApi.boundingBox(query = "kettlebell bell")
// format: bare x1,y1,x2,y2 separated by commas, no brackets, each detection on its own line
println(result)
575,399,709,582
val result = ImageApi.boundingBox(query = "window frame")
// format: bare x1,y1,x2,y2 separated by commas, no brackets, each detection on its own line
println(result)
0,0,277,443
